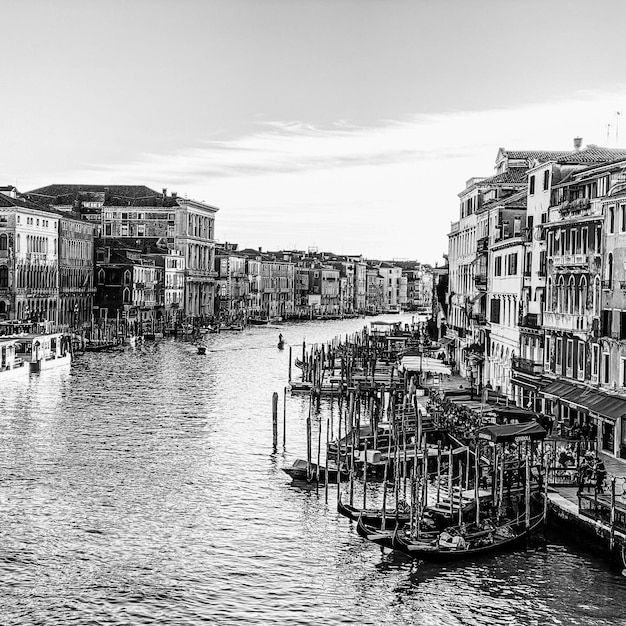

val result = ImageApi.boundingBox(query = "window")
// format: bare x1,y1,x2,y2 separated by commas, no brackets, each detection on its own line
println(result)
622,357,626,387
592,344,599,378
490,298,501,324
543,170,550,191
567,339,573,370
137,224,145,237
607,252,614,289
603,352,610,384
494,256,502,276
104,223,112,236
556,338,563,368
0,234,7,250
602,309,613,336
0,265,7,288
121,225,128,236
578,343,585,379
529,175,536,195
507,253,518,275
609,206,615,233
622,205,626,232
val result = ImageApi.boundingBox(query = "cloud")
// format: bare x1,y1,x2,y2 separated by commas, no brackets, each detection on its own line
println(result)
44,88,626,262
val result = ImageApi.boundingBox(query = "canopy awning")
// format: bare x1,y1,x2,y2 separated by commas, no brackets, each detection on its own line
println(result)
477,420,547,444
439,336,454,347
401,356,451,375
541,379,626,421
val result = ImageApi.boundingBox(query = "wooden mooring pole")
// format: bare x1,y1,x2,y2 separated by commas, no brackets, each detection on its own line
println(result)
272,392,278,452
283,386,287,448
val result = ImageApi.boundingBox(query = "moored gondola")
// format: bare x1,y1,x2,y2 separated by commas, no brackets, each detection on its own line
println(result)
337,493,410,529
391,511,545,561
356,513,396,549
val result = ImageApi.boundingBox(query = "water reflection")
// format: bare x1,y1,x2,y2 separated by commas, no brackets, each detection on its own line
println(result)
0,315,624,625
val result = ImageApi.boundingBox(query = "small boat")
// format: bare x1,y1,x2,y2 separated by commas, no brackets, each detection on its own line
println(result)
282,458,348,482
197,346,207,355
338,493,410,529
278,340,285,350
391,511,545,561
248,317,270,326
220,324,244,332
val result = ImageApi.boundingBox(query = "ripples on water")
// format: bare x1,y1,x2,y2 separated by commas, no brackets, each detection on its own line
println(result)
0,316,624,625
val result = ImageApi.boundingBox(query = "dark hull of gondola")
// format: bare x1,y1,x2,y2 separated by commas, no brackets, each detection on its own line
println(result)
391,515,544,562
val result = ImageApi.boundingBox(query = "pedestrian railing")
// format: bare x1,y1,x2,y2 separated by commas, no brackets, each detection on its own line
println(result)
578,479,626,536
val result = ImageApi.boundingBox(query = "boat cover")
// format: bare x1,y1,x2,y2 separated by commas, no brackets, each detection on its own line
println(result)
477,421,547,443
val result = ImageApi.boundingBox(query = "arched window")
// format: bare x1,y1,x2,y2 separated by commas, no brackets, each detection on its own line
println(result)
546,277,553,311
593,276,601,316
16,234,20,253
0,266,8,288
98,269,105,285
608,252,614,289
123,288,131,304
610,206,615,233
124,270,131,285
579,276,587,314
568,276,576,314
557,276,565,312
0,234,7,251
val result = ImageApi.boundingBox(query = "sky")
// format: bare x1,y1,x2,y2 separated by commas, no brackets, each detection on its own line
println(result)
3,0,626,263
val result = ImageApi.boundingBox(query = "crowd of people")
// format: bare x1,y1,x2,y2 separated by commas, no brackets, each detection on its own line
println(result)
426,391,485,441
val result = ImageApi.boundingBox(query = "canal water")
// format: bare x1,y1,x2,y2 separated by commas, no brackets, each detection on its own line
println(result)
0,315,624,625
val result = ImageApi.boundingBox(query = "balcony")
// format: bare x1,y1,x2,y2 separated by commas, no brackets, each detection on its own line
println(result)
474,273,487,288
450,221,460,234
512,356,544,376
470,313,487,326
543,311,591,332
552,253,592,268
520,313,540,328
477,236,489,252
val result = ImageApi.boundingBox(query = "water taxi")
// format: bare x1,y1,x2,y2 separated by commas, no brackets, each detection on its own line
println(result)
14,333,72,372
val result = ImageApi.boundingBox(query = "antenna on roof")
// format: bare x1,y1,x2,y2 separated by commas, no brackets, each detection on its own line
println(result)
607,123,611,145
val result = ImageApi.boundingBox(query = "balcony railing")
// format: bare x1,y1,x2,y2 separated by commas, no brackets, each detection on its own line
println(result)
520,313,540,328
512,356,544,376
552,254,591,268
543,311,591,332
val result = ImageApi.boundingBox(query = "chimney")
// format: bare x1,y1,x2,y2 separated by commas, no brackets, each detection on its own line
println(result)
162,188,167,200
573,137,582,152
258,246,262,252
172,192,177,199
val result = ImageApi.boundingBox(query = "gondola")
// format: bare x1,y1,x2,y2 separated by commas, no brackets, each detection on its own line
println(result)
356,513,396,549
391,511,545,562
197,346,206,355
356,513,441,549
248,317,270,326
278,340,285,350
338,493,410,529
